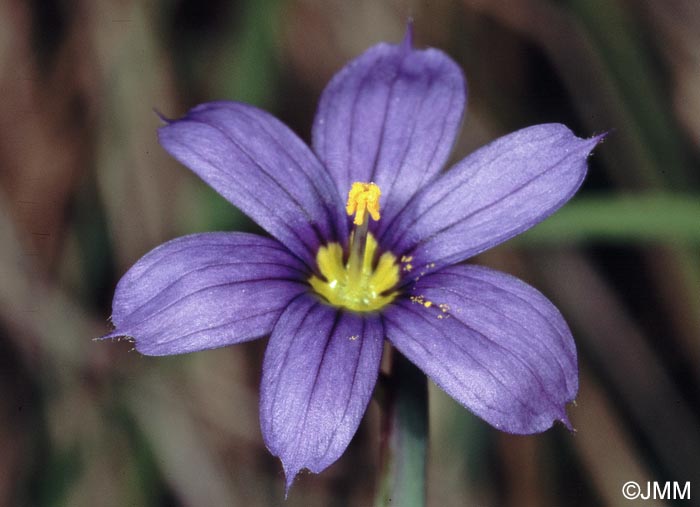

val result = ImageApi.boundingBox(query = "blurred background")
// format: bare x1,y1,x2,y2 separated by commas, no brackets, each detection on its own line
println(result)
1,0,699,506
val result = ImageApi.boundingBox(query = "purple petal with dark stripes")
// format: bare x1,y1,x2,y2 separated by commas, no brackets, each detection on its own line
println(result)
260,295,384,492
104,232,308,356
383,124,602,278
158,101,347,266
312,30,465,231
384,264,578,434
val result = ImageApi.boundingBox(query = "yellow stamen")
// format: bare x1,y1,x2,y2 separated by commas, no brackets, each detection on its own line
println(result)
346,182,381,225
309,182,398,312
309,233,399,312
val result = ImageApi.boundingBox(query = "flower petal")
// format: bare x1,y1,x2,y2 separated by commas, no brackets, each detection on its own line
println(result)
384,264,578,434
158,101,347,266
312,31,465,230
104,232,308,356
260,295,384,492
383,124,602,277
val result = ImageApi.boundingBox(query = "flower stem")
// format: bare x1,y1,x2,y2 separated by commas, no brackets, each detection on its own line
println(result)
375,350,428,507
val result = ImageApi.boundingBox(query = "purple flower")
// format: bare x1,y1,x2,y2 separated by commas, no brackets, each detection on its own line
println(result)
104,28,601,490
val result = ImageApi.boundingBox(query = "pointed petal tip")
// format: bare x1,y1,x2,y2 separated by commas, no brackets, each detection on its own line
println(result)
95,329,136,349
153,107,174,125
570,126,607,153
94,333,109,342
590,130,610,148
577,130,607,160
587,128,609,143
96,328,122,341
402,19,414,50
562,396,578,430
282,462,301,498
559,411,575,432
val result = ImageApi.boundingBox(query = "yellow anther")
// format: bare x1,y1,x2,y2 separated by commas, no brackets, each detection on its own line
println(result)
346,182,381,225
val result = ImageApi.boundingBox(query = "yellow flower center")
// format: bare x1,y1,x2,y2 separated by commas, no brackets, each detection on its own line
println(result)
309,182,399,312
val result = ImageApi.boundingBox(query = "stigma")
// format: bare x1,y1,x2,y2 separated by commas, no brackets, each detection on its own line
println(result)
346,182,381,225
309,182,399,312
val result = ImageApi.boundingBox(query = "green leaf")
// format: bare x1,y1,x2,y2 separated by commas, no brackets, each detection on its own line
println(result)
518,195,700,245
212,0,281,108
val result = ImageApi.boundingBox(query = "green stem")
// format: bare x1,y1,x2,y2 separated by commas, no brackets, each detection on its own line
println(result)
375,350,428,507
